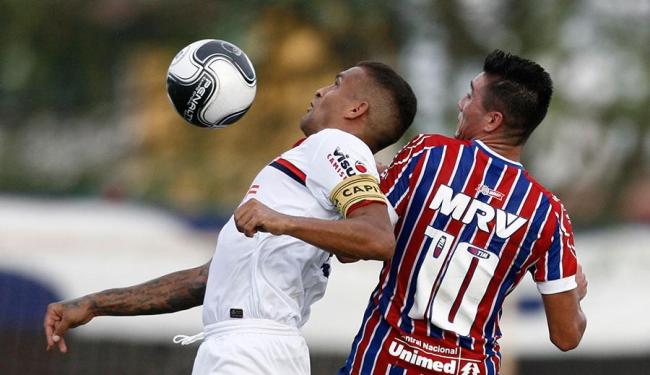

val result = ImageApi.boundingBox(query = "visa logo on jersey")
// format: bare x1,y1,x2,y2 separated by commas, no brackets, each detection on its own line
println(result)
328,147,367,177
430,184,527,239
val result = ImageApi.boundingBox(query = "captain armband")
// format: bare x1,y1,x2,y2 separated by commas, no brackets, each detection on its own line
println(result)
329,174,387,218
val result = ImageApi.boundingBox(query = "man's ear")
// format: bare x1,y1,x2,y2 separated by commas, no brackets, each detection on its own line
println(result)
484,111,504,133
344,101,369,120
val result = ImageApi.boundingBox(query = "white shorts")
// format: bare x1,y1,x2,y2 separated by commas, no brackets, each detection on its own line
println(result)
191,319,310,375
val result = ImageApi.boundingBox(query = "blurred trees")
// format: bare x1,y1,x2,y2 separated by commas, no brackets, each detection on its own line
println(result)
0,0,648,224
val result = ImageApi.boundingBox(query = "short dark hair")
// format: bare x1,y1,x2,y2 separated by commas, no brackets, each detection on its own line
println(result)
482,50,553,144
356,61,417,151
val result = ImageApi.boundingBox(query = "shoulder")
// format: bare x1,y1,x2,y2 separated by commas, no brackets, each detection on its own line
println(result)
391,133,466,163
298,129,373,159
305,128,368,148
403,133,467,151
523,170,568,217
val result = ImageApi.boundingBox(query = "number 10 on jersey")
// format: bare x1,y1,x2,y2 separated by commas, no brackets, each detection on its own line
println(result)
408,227,500,336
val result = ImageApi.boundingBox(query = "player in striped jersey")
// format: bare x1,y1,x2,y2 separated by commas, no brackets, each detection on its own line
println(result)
339,50,587,375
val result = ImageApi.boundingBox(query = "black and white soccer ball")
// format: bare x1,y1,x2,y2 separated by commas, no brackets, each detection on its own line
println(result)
166,39,257,128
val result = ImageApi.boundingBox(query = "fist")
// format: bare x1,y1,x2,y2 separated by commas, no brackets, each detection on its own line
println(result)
234,199,289,237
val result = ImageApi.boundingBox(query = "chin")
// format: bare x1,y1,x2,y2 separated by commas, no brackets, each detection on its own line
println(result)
299,119,312,136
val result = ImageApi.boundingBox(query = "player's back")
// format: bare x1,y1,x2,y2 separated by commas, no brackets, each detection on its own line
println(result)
342,134,577,374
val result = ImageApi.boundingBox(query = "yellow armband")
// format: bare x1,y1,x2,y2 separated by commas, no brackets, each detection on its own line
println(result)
329,174,387,218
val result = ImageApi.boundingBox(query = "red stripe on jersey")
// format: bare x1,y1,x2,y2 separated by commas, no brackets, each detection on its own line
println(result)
375,142,432,308
559,206,577,277
386,144,463,335
292,138,307,148
275,158,306,182
350,306,383,373
461,166,520,354
529,204,556,277
468,167,519,249
506,204,556,299
423,147,490,342
449,257,479,323
471,186,542,338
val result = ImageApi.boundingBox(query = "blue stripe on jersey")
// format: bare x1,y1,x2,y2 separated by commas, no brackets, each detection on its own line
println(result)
547,222,563,280
378,148,442,320
388,365,406,375
399,235,435,334
340,298,381,374
478,172,531,348
390,147,445,334
518,195,552,270
269,161,306,186
360,316,391,374
487,358,496,375
430,145,475,230
484,194,551,340
457,160,505,246
485,170,530,256
385,153,423,208
454,162,506,351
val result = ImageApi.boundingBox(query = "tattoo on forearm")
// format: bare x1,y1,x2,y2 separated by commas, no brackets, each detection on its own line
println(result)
89,262,209,316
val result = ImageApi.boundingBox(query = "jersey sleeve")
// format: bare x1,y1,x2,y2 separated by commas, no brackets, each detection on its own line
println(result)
298,129,388,217
530,201,578,294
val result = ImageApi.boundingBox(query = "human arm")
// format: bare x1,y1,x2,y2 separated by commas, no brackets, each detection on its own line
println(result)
541,263,588,351
44,260,210,353
234,199,395,261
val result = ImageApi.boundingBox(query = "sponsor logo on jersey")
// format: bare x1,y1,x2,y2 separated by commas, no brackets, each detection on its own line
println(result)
476,184,504,201
355,160,368,173
388,340,457,373
430,184,527,239
466,246,490,259
328,147,358,178
461,362,481,375
433,237,446,258
386,336,482,374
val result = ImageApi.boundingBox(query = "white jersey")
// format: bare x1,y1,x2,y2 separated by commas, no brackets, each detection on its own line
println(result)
203,128,391,328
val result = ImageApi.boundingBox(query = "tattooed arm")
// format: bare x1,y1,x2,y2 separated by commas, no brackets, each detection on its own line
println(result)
44,260,210,353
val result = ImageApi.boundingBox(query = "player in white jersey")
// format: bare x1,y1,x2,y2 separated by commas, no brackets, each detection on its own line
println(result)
195,128,391,374
44,61,418,374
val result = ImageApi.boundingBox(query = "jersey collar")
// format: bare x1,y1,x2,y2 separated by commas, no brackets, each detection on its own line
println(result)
472,140,523,168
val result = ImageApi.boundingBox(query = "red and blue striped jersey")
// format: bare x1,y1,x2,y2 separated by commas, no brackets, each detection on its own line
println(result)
341,134,578,375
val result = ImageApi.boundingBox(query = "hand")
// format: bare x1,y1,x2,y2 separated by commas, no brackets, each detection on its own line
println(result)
336,254,359,264
575,263,588,301
376,161,388,175
44,297,94,353
234,199,290,237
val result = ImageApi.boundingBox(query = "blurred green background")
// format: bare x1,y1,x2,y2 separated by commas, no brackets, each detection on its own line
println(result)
2,0,648,223
1,0,649,374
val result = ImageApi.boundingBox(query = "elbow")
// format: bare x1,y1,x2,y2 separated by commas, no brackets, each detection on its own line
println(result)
551,335,581,352
550,318,587,352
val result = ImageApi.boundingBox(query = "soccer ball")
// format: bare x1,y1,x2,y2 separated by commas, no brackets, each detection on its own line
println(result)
166,39,257,128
